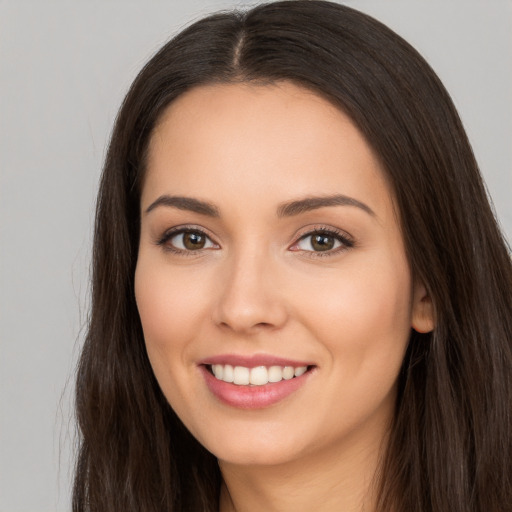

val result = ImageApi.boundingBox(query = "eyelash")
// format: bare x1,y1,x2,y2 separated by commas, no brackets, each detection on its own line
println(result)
156,225,218,256
155,225,354,257
291,226,354,258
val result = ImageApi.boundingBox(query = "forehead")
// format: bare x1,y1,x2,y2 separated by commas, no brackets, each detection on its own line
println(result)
143,81,393,219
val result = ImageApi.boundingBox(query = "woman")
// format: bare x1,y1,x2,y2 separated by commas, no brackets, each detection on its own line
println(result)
73,1,512,511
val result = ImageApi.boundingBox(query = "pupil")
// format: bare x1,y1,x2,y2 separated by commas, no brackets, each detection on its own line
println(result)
184,232,205,250
312,234,334,251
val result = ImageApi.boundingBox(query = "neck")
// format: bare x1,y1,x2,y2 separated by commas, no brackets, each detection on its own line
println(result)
218,422,389,512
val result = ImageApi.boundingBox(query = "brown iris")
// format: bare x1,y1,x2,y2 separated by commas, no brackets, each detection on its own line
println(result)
182,231,206,250
311,233,336,251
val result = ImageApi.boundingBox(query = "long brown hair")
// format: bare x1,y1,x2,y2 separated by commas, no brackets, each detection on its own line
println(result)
73,2,512,510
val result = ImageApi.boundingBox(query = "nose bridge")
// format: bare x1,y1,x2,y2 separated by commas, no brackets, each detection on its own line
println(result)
213,242,287,333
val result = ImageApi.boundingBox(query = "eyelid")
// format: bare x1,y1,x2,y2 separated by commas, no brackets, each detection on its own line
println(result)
155,224,220,254
288,225,355,255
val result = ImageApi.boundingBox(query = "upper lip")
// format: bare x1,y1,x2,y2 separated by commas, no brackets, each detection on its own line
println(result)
199,353,314,368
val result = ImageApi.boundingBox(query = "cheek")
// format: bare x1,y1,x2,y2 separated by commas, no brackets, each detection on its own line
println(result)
134,259,214,425
288,256,412,434
134,261,206,369
291,250,412,368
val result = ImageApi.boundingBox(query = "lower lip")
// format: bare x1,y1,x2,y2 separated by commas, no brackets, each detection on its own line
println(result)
200,366,312,409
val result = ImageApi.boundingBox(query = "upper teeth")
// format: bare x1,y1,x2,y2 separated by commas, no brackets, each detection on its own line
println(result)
210,364,308,386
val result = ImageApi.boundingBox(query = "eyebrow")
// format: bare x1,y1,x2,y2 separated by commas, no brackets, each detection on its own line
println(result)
277,194,375,217
144,193,375,218
145,195,220,217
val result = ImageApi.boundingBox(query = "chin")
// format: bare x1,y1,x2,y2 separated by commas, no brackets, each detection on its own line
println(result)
193,423,314,468
215,445,302,467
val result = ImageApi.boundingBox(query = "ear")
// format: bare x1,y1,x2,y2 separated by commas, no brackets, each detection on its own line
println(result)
411,281,435,333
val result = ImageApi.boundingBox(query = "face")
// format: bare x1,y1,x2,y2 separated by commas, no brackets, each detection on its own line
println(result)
135,82,433,468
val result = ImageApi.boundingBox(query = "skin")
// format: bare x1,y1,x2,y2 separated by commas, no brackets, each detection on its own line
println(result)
135,82,434,512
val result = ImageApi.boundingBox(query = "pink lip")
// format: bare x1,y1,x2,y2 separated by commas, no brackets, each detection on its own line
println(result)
199,363,315,410
199,353,313,368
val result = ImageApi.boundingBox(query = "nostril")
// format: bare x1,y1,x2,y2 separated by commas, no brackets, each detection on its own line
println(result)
255,322,274,329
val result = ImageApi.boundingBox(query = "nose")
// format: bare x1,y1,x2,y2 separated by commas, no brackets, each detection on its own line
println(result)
212,250,288,334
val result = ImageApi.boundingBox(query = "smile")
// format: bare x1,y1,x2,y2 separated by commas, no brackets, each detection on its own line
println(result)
209,364,308,386
200,356,315,409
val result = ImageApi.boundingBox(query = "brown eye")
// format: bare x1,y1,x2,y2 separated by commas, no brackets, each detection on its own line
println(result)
311,234,335,251
182,231,206,250
166,230,217,252
292,229,353,254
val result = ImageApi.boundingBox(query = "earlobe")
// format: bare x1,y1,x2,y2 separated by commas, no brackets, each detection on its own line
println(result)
411,282,435,333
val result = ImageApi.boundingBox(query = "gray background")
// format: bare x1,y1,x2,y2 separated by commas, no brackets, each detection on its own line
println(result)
1,1,510,510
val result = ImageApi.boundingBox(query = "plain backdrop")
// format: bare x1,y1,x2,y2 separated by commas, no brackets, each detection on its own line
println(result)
0,1,510,510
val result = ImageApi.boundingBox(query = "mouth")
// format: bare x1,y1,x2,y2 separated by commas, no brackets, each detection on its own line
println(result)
199,357,316,409
205,363,313,386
